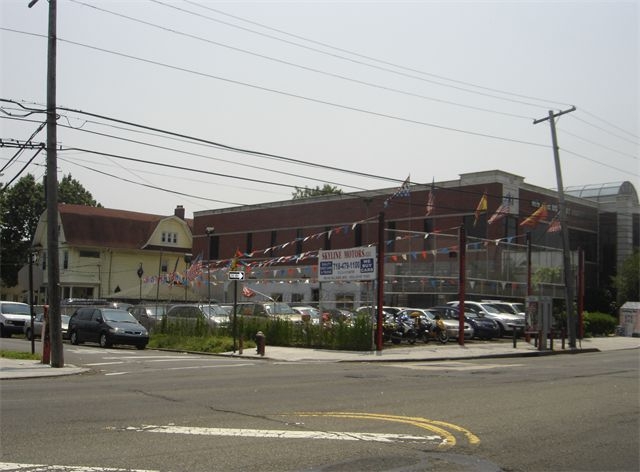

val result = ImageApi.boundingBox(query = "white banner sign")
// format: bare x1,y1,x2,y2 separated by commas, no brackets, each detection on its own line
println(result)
318,246,377,282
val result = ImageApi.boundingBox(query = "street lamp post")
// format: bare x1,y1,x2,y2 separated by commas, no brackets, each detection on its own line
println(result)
206,227,215,307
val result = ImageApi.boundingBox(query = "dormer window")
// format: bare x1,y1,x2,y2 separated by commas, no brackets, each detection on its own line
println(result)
161,232,178,244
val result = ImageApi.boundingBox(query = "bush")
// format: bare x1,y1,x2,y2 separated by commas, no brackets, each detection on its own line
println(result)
152,315,375,352
583,311,617,337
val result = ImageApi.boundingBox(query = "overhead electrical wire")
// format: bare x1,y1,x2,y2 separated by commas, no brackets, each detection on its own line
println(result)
67,0,533,121
57,155,245,206
171,0,571,110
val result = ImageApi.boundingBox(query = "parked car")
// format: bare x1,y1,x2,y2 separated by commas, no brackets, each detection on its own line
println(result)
0,301,32,338
483,300,525,316
164,304,207,324
24,313,71,341
396,308,474,340
129,304,168,331
292,306,321,324
447,301,525,336
234,302,304,323
320,308,354,325
429,305,500,340
200,304,230,327
69,307,149,349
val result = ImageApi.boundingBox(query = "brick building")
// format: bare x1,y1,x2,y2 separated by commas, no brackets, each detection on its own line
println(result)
192,170,638,311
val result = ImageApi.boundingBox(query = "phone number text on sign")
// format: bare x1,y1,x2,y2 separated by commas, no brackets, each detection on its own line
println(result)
318,247,377,282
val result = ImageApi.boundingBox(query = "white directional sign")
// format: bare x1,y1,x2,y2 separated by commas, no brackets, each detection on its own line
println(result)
318,246,377,282
228,270,245,280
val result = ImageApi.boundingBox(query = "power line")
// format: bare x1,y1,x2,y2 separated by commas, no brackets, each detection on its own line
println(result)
57,155,245,206
174,0,571,110
67,0,533,121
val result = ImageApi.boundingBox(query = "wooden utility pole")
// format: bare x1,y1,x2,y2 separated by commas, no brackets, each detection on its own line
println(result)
30,0,63,366
533,106,577,349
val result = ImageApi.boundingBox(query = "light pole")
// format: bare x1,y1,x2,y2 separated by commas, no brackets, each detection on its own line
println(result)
206,227,215,307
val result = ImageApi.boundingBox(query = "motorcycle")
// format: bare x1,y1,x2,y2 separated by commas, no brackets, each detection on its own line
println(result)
383,313,418,344
420,317,449,344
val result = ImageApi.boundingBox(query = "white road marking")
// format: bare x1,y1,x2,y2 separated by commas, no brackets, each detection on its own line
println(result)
126,425,442,444
103,363,254,376
85,362,126,366
390,361,523,371
0,463,158,471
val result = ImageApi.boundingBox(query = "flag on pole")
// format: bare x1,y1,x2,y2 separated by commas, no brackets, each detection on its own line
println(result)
169,256,180,285
384,175,410,208
547,214,561,233
474,193,488,226
520,204,548,228
242,286,256,298
488,194,512,225
425,179,435,216
186,253,203,281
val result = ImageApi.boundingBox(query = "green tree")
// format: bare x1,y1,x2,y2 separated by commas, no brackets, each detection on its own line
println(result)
0,173,100,287
292,184,343,200
611,250,639,305
59,174,100,206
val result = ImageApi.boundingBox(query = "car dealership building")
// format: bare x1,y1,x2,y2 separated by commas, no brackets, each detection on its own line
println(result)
191,170,639,311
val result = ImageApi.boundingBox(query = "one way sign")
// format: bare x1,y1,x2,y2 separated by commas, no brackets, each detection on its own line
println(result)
228,271,245,280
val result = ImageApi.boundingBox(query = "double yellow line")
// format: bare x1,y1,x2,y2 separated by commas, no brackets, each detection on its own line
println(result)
297,412,480,449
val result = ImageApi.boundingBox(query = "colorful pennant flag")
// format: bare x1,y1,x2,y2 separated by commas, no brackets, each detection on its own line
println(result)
520,204,548,227
474,193,488,226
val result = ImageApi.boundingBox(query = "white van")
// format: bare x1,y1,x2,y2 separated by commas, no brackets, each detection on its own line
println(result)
0,301,32,338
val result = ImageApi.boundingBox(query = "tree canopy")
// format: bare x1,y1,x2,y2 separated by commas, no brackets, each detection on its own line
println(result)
612,250,639,306
0,173,100,287
292,184,343,200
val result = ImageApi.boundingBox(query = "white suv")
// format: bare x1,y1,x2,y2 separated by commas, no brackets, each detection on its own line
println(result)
0,301,32,338
447,300,525,336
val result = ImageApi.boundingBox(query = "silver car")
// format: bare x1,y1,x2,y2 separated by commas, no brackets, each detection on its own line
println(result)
24,312,71,340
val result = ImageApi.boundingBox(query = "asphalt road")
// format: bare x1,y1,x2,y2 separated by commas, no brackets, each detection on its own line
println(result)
1,339,638,472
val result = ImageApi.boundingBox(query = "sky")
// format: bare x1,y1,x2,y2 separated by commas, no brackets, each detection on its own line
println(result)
1,0,638,219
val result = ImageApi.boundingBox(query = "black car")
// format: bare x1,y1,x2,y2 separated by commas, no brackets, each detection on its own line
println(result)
430,305,500,340
69,307,149,349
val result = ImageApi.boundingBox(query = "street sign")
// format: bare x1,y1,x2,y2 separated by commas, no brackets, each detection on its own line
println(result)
228,270,245,280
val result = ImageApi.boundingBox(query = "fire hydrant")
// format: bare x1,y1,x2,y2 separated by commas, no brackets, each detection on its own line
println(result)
255,331,266,356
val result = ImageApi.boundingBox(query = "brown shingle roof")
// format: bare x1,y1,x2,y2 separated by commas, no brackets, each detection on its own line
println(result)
59,204,192,250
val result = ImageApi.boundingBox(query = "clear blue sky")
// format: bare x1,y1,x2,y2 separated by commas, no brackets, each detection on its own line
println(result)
1,0,638,218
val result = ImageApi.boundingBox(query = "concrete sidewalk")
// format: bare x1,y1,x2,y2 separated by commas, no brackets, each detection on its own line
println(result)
1,336,638,380
223,335,640,362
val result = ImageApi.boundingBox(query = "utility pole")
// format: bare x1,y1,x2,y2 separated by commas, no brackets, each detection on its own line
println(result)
534,106,577,348
29,0,63,366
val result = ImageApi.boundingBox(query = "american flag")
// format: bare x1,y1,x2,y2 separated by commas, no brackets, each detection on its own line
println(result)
425,181,435,216
384,175,410,208
186,253,203,281
488,201,510,224
547,216,561,233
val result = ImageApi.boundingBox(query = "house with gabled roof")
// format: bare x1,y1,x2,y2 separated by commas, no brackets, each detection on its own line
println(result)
29,204,201,303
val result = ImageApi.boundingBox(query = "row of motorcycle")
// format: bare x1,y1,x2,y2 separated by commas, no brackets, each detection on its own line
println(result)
382,312,449,345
